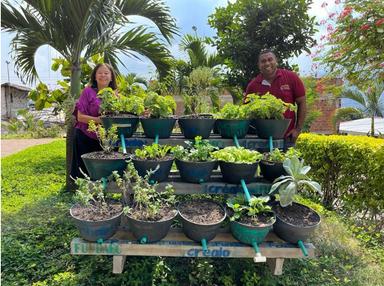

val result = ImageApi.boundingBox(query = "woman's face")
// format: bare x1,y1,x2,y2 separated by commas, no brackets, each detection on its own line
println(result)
95,65,112,89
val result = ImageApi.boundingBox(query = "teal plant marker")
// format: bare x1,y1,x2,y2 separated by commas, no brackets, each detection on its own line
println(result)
97,238,104,244
269,136,273,152
155,134,159,144
199,178,204,183
201,238,208,252
120,134,127,154
140,236,148,244
101,177,107,191
298,240,308,257
240,179,252,202
233,134,240,148
149,180,155,185
252,240,266,263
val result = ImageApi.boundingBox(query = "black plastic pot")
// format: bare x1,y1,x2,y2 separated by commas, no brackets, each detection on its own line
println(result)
273,202,321,243
178,199,226,242
132,156,174,182
81,152,128,180
249,119,291,139
70,207,123,242
125,210,178,243
219,161,259,184
259,160,286,182
178,117,216,139
100,115,139,138
140,118,176,138
175,159,216,183
216,119,250,139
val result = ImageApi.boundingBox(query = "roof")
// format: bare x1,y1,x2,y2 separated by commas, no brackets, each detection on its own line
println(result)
339,117,384,136
1,82,32,92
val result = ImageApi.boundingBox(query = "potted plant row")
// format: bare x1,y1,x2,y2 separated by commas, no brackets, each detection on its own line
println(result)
214,103,250,139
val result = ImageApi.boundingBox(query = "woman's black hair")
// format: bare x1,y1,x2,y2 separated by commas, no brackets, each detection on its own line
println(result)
89,63,117,90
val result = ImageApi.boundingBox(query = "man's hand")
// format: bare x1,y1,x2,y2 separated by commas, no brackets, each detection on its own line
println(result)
286,128,301,143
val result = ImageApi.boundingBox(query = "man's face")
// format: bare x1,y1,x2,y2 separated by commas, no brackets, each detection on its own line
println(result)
258,52,278,78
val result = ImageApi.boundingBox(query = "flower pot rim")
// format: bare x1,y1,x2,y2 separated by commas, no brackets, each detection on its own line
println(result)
274,202,321,229
251,118,291,121
125,208,178,223
81,151,129,160
140,116,177,120
132,155,174,162
178,199,227,226
175,158,216,164
219,160,260,165
100,114,139,118
70,204,123,223
178,115,215,119
216,118,250,122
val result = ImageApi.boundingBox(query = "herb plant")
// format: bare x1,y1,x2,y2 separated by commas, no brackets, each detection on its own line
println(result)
211,147,262,163
172,136,218,162
263,148,302,163
144,92,176,118
270,156,322,207
134,143,173,160
245,93,296,120
97,87,145,115
215,103,248,120
88,120,118,153
113,162,176,221
227,194,273,223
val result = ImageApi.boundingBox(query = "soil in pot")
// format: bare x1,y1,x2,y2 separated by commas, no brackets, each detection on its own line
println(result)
236,212,275,226
273,203,319,227
128,206,177,222
179,200,225,224
82,151,128,160
71,203,123,222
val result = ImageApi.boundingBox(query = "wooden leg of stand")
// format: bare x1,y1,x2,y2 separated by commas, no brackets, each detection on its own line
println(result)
267,258,284,275
113,255,126,274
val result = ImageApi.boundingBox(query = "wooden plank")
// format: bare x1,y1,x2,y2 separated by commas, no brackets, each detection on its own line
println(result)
267,258,284,275
123,135,284,151
113,255,126,274
71,229,315,259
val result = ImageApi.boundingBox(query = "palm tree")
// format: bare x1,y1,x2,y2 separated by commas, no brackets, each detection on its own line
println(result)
340,82,384,136
1,0,178,189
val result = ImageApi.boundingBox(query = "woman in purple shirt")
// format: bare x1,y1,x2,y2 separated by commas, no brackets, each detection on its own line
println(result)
70,63,117,179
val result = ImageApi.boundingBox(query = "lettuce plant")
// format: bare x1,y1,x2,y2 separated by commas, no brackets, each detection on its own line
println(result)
98,87,144,115
215,103,248,119
144,92,176,118
172,136,217,162
270,156,322,207
211,146,262,163
263,148,302,163
134,143,173,160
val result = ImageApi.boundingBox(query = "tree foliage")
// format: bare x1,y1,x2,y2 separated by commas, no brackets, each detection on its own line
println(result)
208,0,317,88
320,0,384,85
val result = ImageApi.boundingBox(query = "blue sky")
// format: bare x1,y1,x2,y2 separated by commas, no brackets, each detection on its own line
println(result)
1,0,335,88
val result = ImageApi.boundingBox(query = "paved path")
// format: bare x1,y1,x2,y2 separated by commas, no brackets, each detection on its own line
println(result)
1,138,57,157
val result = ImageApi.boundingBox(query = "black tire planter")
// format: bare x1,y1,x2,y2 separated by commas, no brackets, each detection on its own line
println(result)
212,120,220,134
250,119,291,139
178,200,226,242
132,156,174,182
178,117,216,139
216,119,250,139
125,210,178,243
140,118,176,139
175,159,216,183
81,152,128,180
273,202,321,243
100,115,139,138
259,160,286,182
70,207,123,242
219,161,258,184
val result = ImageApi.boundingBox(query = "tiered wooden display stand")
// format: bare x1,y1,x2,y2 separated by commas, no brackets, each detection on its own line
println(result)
70,133,315,275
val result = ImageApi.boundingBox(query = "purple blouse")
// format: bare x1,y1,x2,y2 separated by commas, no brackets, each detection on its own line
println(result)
73,87,101,140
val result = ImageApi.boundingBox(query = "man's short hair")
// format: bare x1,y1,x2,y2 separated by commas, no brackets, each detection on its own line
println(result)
258,49,277,61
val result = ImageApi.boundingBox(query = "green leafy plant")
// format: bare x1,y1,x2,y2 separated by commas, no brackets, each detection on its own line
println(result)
245,93,296,120
211,147,262,163
98,87,145,116
270,156,322,207
215,103,248,119
87,120,118,153
172,136,218,162
144,92,176,118
263,147,302,163
226,194,273,223
134,143,173,160
113,162,176,221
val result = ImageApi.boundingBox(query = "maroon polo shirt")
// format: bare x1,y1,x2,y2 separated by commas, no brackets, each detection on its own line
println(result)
244,68,305,135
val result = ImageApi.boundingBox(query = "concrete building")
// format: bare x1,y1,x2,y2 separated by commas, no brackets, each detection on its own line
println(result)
1,82,31,119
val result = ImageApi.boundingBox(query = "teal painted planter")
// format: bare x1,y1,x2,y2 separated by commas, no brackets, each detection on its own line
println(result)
178,117,216,139
250,119,290,139
216,119,250,139
140,118,176,139
100,116,139,138
70,206,123,242
230,212,275,244
132,156,174,182
81,151,129,180
175,159,216,183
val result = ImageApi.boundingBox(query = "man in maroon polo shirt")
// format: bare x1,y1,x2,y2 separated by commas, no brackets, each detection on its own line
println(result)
244,50,306,146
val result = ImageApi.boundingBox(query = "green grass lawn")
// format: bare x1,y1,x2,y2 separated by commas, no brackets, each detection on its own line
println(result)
1,140,383,285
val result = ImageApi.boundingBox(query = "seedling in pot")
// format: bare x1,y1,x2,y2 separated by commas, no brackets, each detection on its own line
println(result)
88,120,119,154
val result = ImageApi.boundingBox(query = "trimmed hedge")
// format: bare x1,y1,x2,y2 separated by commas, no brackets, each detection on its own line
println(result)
296,134,384,225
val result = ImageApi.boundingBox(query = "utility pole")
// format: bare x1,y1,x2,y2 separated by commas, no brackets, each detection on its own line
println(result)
5,60,11,118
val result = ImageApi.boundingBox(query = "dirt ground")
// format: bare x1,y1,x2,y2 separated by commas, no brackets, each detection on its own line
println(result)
1,138,57,157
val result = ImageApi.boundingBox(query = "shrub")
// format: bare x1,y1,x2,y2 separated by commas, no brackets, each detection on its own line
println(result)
296,134,384,227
